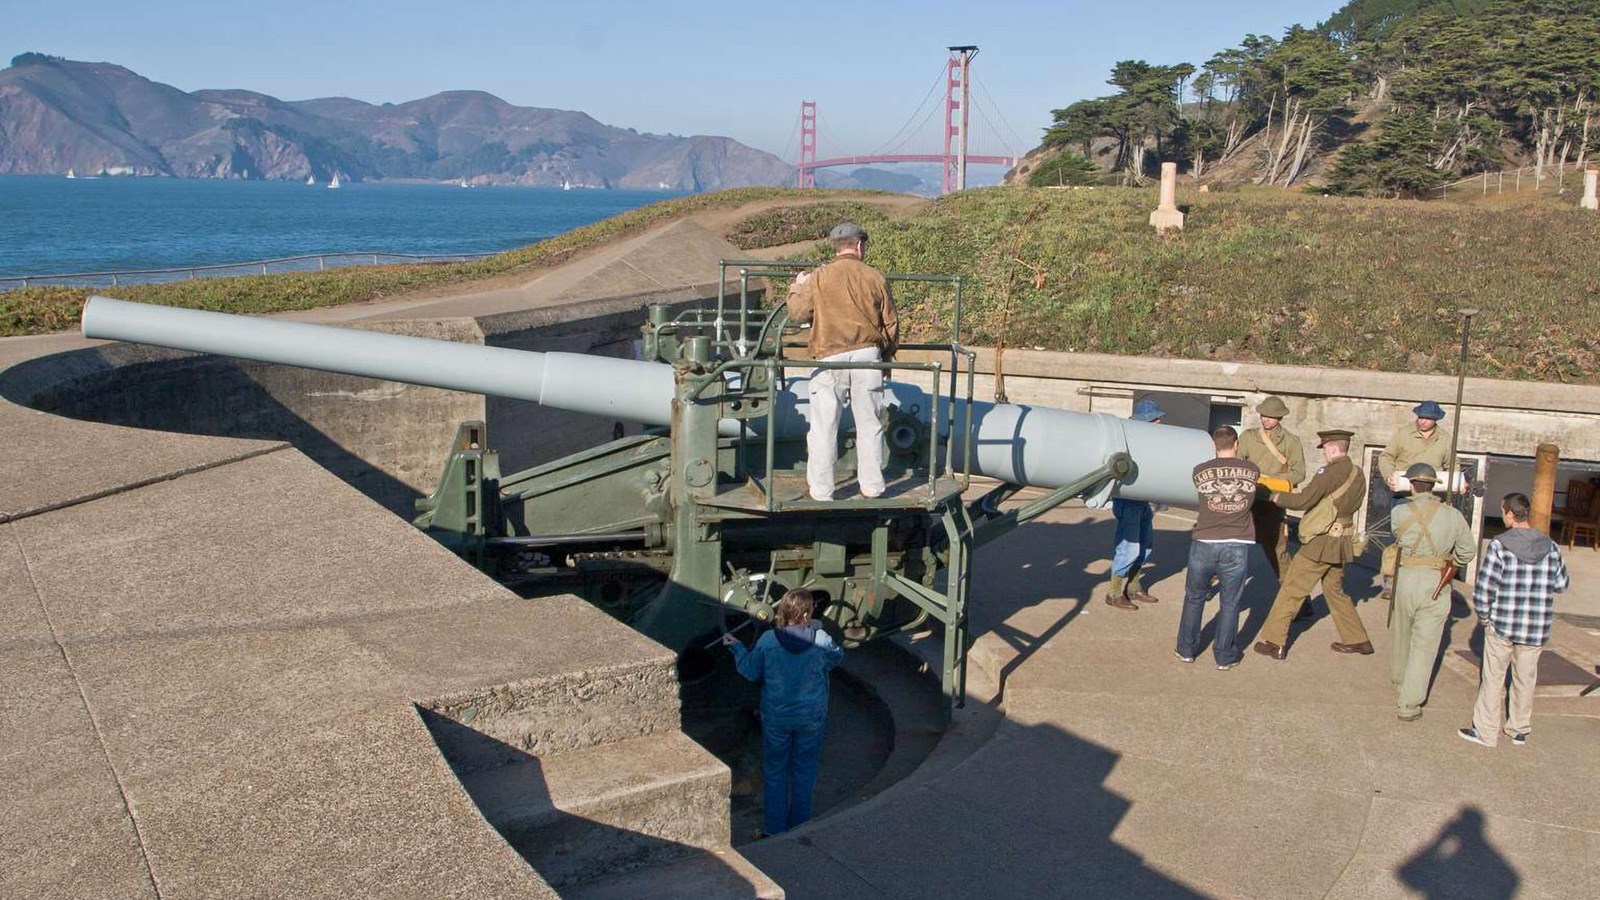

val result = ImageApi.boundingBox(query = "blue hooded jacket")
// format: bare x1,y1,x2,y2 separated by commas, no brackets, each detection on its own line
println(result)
730,622,844,727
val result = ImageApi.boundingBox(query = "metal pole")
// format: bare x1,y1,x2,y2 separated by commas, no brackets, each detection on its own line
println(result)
1445,308,1476,504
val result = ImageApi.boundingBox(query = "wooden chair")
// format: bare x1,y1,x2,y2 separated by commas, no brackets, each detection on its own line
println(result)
1558,479,1599,549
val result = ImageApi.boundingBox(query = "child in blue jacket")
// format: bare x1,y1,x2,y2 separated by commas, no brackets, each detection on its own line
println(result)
724,588,843,836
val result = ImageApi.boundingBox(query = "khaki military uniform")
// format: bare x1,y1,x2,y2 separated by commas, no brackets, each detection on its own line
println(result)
1238,426,1306,581
1389,494,1476,718
1258,456,1370,648
1377,425,1453,486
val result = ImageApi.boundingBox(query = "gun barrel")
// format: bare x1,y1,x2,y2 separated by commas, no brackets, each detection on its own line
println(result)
81,296,1210,506
82,296,675,426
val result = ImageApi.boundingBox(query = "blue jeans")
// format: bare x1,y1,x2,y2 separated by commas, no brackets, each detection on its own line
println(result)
761,718,825,835
1177,541,1250,665
1111,499,1154,577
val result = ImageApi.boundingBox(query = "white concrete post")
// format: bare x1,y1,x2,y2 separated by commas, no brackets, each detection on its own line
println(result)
1149,162,1185,231
1582,169,1598,210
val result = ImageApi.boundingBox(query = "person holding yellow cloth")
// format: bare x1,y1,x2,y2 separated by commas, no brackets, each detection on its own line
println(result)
1254,429,1372,660
1237,396,1306,582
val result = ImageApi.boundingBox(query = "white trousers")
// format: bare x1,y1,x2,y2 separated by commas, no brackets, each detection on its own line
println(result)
806,347,886,500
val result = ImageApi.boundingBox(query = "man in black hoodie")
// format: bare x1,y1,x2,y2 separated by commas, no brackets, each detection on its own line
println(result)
1460,493,1571,748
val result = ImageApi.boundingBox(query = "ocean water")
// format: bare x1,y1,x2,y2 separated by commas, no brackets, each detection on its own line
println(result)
0,175,686,278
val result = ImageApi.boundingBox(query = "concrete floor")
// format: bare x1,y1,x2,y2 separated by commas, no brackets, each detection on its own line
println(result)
745,500,1600,899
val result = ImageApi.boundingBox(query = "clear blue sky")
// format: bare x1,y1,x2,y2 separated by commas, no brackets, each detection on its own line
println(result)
5,0,1344,159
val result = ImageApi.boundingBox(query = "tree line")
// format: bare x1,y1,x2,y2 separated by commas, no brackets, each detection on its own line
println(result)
1031,0,1600,197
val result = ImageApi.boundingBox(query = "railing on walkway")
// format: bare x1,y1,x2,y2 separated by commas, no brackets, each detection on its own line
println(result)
0,250,499,289
1438,164,1591,201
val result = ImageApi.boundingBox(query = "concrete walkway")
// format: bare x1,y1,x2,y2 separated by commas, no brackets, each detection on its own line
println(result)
746,502,1600,899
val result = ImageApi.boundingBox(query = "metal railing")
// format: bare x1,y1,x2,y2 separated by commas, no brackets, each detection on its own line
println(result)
0,250,498,289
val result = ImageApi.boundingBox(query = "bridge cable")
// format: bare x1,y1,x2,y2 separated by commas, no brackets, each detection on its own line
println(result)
879,99,945,158
780,115,801,166
972,74,1031,156
867,64,950,158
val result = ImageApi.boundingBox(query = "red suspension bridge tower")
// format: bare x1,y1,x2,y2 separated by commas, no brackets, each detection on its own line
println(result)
795,45,1019,195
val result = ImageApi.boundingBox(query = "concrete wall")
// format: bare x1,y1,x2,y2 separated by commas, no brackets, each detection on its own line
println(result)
0,294,726,518
904,347,1600,532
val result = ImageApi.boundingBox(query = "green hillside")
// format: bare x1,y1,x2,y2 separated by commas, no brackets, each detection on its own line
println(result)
756,188,1599,385
10,186,1594,385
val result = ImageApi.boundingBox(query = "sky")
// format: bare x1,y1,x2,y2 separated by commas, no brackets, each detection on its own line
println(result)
3,0,1345,160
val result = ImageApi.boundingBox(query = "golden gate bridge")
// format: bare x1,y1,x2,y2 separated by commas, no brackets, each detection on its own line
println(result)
794,46,1028,195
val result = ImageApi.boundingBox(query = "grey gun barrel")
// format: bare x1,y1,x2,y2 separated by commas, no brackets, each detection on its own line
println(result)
81,296,1212,505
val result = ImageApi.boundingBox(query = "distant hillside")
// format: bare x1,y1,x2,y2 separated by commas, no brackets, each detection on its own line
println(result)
1011,0,1600,197
0,53,795,189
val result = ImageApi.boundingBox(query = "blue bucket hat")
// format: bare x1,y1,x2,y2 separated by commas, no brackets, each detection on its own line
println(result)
1413,401,1447,420
1132,399,1166,422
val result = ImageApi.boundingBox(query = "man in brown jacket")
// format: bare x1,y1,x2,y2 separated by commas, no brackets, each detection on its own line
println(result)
1237,395,1306,582
786,223,899,501
1254,429,1374,660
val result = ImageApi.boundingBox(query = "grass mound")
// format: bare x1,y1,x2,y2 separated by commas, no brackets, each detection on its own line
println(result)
738,187,1599,384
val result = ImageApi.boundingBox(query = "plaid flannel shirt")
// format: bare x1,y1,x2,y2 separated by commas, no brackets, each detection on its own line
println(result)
1472,534,1570,646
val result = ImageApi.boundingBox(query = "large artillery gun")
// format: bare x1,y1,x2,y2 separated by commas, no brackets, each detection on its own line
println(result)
82,262,1212,706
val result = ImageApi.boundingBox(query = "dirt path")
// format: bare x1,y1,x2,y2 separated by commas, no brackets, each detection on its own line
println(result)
375,192,929,308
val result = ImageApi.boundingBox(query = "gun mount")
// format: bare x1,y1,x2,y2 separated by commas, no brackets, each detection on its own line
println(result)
82,264,1213,707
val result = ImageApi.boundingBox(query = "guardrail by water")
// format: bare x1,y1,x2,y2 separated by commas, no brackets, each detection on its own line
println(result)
0,250,499,289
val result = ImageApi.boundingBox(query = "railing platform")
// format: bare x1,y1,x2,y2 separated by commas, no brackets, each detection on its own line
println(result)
703,472,964,515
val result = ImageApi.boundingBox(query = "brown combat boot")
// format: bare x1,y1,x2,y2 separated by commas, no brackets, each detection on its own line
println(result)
1104,575,1138,610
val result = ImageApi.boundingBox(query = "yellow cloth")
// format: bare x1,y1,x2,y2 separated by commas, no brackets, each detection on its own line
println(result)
1257,475,1293,494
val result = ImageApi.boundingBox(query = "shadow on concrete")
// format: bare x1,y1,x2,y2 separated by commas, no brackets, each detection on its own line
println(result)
1,351,428,515
1396,807,1519,900
418,707,742,891
746,717,1207,898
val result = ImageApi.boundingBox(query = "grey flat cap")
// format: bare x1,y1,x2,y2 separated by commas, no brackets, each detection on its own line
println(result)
829,222,868,241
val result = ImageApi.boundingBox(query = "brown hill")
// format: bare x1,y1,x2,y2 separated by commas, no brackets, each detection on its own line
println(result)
0,54,794,189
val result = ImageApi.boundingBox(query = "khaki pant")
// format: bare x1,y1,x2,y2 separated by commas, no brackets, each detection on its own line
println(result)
1258,556,1369,648
1389,567,1451,717
1252,502,1291,582
1470,627,1543,746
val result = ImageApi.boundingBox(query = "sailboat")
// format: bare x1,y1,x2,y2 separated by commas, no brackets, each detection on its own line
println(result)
66,168,76,179
562,179,572,191
306,174,316,186
328,172,342,190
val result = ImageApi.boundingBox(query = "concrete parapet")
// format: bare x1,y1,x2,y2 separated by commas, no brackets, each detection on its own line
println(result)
0,285,768,897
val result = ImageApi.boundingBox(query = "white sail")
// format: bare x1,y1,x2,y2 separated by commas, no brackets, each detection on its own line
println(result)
328,173,342,189
306,175,316,186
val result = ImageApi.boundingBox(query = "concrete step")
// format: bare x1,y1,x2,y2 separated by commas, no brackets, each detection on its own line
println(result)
564,845,784,900
459,730,732,888
421,652,683,767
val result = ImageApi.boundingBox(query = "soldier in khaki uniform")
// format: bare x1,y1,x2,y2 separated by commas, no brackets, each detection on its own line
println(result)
1377,401,1453,506
1254,429,1373,659
1237,395,1306,582
1388,464,1476,721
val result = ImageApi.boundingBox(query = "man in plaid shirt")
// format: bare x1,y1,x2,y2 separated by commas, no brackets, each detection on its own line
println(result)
1460,493,1571,748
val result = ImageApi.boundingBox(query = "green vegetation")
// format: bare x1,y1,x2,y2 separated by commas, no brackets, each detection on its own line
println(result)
1025,150,1105,187
0,188,811,336
9,184,1597,387
746,187,1599,384
726,202,896,249
1035,0,1600,197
